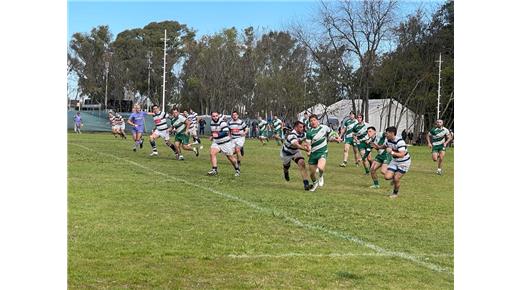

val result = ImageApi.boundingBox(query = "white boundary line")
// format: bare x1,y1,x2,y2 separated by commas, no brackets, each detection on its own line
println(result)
228,253,453,259
69,143,453,275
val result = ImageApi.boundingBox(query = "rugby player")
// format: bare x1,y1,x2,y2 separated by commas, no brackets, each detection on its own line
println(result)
148,105,178,157
207,111,240,176
367,127,392,188
169,107,199,160
306,114,341,191
280,121,311,190
339,111,358,167
427,119,453,175
381,126,412,198
228,111,248,169
127,104,147,151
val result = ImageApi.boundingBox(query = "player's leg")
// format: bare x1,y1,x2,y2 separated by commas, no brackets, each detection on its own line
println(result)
222,142,240,176
234,145,242,168
316,157,327,187
295,157,311,190
437,150,446,174
175,139,184,160
390,172,404,198
131,129,139,151
360,148,370,175
370,161,383,188
149,131,159,156
353,145,360,166
308,163,318,191
340,143,350,167
120,125,126,139
208,145,220,175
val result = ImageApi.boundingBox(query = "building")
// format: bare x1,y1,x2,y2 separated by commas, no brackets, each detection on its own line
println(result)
299,99,424,137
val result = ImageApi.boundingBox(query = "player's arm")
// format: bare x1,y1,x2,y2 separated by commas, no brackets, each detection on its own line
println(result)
127,117,137,127
185,119,192,134
339,127,346,139
444,131,453,147
427,132,433,148
292,139,307,151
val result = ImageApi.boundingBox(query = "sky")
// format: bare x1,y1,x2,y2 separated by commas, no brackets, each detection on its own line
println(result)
68,1,444,41
67,0,444,98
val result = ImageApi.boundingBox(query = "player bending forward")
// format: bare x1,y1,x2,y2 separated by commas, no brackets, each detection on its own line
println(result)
380,126,412,198
367,127,392,189
148,105,178,157
306,114,341,192
207,111,241,176
281,121,311,190
229,111,248,170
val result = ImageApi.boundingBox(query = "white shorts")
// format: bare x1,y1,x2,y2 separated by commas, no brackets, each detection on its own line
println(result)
211,141,234,156
111,125,118,131
120,123,125,130
232,137,245,148
388,158,411,174
153,129,170,141
188,126,198,136
280,150,303,166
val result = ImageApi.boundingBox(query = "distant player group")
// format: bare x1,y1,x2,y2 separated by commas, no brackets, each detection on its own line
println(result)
93,104,452,198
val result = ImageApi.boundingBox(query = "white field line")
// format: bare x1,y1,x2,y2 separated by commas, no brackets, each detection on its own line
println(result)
228,253,453,259
69,143,453,275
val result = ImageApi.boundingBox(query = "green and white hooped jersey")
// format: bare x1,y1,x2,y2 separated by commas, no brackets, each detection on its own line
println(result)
429,127,450,146
304,118,311,130
272,119,282,131
342,118,357,138
306,124,332,153
258,120,268,131
371,132,387,154
352,122,369,141
170,114,188,134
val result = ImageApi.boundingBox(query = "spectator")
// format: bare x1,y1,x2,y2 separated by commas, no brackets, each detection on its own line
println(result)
408,131,414,144
401,129,407,142
199,118,206,135
251,119,258,138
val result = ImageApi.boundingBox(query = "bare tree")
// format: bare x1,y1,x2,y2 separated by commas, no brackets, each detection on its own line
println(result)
318,0,397,121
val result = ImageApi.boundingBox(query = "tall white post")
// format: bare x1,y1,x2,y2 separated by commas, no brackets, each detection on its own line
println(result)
161,29,168,110
436,53,442,120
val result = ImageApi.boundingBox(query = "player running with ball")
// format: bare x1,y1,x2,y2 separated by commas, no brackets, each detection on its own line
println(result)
305,114,341,192
380,126,412,198
280,121,311,190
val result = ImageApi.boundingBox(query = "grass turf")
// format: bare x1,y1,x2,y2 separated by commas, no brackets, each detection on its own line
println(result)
68,132,453,289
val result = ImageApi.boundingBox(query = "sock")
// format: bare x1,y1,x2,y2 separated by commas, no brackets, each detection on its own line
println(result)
150,140,157,151
135,140,140,146
303,180,309,186
343,160,347,163
168,143,177,153
373,180,379,186
365,168,370,174
240,147,244,156
212,166,217,171
196,137,201,143
393,188,399,195
318,169,324,177
238,160,241,167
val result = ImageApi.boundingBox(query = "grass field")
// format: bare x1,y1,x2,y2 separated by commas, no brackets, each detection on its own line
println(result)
68,132,453,289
